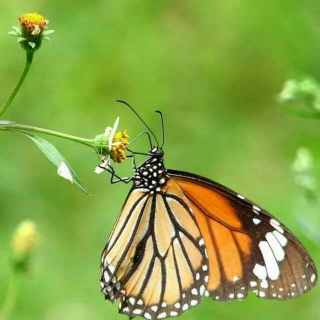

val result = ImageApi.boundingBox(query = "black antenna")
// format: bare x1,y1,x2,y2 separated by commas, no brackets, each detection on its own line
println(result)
130,131,153,149
116,100,159,147
155,111,165,148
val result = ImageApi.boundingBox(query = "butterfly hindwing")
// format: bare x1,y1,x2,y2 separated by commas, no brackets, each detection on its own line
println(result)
100,186,209,320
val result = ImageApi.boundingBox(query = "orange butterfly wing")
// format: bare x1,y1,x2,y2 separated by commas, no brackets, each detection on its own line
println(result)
168,169,318,301
100,186,209,319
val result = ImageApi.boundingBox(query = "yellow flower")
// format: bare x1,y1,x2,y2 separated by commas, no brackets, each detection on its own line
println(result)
11,220,38,257
8,13,54,51
19,13,48,34
110,131,129,164
94,118,130,174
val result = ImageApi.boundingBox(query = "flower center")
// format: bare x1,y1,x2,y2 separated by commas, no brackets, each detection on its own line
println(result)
19,13,48,32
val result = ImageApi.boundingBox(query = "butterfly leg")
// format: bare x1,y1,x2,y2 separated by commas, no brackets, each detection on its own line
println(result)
129,154,137,170
103,164,132,184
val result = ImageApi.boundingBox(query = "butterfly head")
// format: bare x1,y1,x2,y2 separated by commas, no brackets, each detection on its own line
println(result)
149,147,164,159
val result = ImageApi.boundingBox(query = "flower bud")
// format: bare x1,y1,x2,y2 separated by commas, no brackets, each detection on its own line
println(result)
8,13,54,52
11,220,39,272
94,118,130,174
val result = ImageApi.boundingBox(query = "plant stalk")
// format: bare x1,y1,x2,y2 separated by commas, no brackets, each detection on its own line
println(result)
0,275,17,320
0,51,34,117
0,123,94,147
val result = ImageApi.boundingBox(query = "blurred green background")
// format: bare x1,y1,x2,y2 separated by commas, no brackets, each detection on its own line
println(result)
0,0,319,319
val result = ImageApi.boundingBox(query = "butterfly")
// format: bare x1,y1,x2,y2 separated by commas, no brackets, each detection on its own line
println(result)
99,101,317,320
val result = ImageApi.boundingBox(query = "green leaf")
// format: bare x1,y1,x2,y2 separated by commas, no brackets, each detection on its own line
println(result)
8,31,19,36
17,37,25,42
42,29,55,36
12,26,21,32
16,131,90,195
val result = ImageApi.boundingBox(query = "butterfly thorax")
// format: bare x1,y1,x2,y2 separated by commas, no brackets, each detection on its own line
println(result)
133,148,167,194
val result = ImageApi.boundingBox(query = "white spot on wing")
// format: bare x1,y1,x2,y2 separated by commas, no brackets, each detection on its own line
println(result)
273,230,288,246
311,274,316,283
108,264,115,274
200,285,206,296
266,232,285,261
250,281,257,287
270,219,284,234
237,194,245,199
261,279,268,288
145,313,152,320
191,300,198,306
259,241,280,280
253,218,261,225
158,312,167,319
103,271,110,282
133,309,142,315
253,205,261,212
253,264,267,280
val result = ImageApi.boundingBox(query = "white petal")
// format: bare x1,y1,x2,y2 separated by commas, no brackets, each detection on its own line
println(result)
104,126,113,136
31,25,41,36
57,162,73,182
109,117,120,150
95,159,110,174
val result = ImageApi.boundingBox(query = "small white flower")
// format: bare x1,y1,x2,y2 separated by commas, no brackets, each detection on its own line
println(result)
57,161,73,182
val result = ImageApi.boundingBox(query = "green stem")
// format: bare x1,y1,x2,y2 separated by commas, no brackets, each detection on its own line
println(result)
0,51,34,118
0,275,17,320
0,123,94,147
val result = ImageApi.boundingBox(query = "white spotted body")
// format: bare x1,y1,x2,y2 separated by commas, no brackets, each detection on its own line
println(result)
133,148,167,194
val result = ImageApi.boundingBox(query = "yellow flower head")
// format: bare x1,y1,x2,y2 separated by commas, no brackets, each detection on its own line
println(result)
110,131,130,163
19,13,48,34
94,118,130,174
8,13,54,52
11,220,38,257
